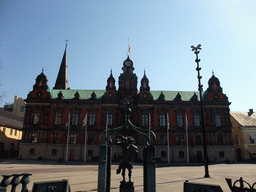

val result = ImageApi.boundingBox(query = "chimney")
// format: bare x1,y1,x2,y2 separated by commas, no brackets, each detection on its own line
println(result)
248,109,254,116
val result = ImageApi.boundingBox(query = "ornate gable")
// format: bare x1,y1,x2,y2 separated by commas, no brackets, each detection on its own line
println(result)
27,70,51,100
203,74,228,102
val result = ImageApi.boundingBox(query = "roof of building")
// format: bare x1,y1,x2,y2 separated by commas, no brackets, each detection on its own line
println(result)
0,109,23,129
230,111,256,127
47,88,200,101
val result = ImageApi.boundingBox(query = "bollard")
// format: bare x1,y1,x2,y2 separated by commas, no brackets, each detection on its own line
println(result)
0,174,12,187
10,174,21,192
0,175,12,192
20,173,32,192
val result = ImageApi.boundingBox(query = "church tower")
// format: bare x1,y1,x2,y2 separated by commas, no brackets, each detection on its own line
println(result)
53,45,68,89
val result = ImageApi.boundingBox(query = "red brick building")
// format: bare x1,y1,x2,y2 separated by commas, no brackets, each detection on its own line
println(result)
20,47,235,162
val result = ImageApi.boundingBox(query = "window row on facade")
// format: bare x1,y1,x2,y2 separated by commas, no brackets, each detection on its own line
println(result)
30,111,223,128
22,131,232,146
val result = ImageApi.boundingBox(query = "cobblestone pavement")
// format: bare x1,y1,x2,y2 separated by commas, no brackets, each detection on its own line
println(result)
1,160,256,191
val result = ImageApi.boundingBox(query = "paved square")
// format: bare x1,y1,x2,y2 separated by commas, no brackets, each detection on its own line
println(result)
1,160,256,191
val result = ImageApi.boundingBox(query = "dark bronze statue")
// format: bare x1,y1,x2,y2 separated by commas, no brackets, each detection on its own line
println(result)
116,136,138,183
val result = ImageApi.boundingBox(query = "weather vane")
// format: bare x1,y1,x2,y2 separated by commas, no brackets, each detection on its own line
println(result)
127,38,131,56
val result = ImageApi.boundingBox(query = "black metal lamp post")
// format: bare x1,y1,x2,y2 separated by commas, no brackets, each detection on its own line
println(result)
191,44,210,178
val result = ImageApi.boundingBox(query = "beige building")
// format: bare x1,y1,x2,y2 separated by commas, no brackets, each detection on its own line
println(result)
0,109,23,158
3,96,25,118
230,110,256,161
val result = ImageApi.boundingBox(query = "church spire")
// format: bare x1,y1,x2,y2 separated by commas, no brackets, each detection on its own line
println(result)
53,43,68,89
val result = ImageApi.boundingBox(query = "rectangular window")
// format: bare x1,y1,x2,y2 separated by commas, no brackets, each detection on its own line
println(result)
177,115,183,127
10,129,13,135
40,131,47,143
55,111,62,125
89,113,96,125
31,132,38,143
176,135,184,145
217,135,224,145
107,113,113,126
69,133,77,144
52,149,57,156
159,114,166,127
215,115,221,127
161,151,166,158
14,130,17,136
33,112,40,124
72,113,79,125
30,149,35,155
179,151,184,158
20,106,25,112
249,133,256,144
194,115,200,127
3,127,6,133
250,136,255,144
52,133,61,143
195,135,202,145
219,151,225,158
142,114,148,126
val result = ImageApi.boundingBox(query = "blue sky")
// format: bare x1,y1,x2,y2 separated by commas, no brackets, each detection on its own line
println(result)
0,0,256,112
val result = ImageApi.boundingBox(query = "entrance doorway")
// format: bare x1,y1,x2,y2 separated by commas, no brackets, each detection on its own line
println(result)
237,148,242,161
70,149,75,161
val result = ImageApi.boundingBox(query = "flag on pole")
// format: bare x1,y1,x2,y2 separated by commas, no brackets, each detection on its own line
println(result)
127,38,131,56
167,112,170,130
66,112,71,128
83,112,88,127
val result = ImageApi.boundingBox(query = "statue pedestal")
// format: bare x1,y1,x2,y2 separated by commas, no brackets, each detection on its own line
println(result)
120,181,134,192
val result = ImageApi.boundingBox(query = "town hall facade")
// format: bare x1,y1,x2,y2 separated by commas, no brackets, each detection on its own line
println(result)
20,47,235,163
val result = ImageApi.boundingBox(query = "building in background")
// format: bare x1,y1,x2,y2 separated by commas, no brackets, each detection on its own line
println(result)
0,109,23,158
230,110,256,161
20,47,235,162
3,96,25,118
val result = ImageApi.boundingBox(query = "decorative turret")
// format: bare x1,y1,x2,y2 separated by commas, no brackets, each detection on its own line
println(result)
118,56,138,100
27,69,51,99
138,70,153,100
104,69,117,100
140,70,149,91
34,69,48,90
203,72,228,102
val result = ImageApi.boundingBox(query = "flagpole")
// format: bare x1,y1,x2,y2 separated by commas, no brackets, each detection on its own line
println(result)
106,112,108,142
167,112,170,163
84,112,88,162
84,124,87,162
66,112,70,162
185,113,189,164
149,113,151,141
